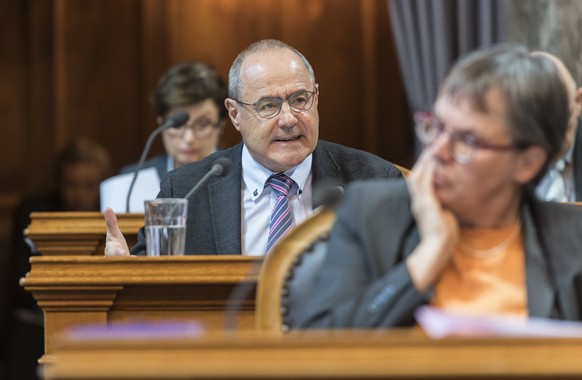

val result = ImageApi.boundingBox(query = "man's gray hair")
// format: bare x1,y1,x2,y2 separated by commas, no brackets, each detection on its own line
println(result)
228,39,316,100
440,44,569,188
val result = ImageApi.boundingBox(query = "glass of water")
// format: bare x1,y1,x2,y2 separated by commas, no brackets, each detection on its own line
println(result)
144,198,188,256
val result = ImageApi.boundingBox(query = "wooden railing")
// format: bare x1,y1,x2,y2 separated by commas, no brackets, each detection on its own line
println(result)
26,211,142,256
22,255,261,363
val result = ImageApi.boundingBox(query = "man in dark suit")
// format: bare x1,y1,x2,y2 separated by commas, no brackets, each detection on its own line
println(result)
533,52,582,202
104,39,401,256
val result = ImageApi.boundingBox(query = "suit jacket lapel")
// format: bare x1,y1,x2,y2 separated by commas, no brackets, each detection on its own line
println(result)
529,200,582,320
311,143,342,208
573,121,582,201
522,204,556,318
208,144,243,254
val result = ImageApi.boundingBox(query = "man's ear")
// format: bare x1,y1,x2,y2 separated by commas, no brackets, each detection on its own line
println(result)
224,99,241,131
514,145,547,185
313,83,320,107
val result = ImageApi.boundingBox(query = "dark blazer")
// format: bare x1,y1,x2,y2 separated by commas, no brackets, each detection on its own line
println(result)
121,154,168,180
131,140,402,255
297,179,582,328
573,121,582,201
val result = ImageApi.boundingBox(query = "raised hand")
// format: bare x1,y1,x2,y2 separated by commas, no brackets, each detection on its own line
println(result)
103,207,130,256
405,147,459,291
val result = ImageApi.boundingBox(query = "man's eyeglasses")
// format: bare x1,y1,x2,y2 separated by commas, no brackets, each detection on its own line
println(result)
234,88,318,119
165,118,221,139
414,112,527,164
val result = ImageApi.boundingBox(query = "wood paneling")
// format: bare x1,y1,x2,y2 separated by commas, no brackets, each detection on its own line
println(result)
0,0,29,193
53,0,143,166
46,330,582,379
22,256,260,356
0,0,412,251
26,211,143,256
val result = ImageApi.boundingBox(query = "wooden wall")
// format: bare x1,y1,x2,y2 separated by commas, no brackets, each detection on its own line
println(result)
0,0,412,250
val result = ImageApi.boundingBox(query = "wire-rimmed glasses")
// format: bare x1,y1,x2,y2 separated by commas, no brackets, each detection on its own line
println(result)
165,118,221,139
414,111,526,164
234,88,318,119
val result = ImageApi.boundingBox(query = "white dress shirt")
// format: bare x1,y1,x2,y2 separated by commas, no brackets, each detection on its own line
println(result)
240,145,313,256
536,142,575,202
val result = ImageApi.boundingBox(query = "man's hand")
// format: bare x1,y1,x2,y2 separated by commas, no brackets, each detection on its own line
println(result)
104,207,130,256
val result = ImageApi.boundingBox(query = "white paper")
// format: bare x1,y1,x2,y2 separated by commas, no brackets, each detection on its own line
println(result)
100,167,161,213
415,305,582,338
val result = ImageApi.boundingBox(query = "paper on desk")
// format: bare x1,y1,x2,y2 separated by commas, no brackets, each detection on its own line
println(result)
66,321,204,340
415,305,582,338
100,167,160,213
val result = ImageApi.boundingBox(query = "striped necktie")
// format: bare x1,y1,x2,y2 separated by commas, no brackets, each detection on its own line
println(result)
266,173,295,253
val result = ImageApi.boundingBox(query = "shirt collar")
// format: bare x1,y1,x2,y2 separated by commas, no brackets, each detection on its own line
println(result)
554,139,575,172
241,144,312,201
563,134,576,165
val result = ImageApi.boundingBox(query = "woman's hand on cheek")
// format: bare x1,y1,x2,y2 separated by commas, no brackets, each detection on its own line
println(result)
405,148,460,291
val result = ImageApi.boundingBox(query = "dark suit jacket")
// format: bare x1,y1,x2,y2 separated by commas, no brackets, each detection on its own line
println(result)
298,179,582,328
131,140,402,255
121,154,168,180
573,121,582,201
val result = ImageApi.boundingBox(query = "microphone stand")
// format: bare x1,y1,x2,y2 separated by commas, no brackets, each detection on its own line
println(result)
125,112,189,212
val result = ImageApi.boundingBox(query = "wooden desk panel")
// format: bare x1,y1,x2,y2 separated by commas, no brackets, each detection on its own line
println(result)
22,256,261,359
26,211,143,256
44,329,582,379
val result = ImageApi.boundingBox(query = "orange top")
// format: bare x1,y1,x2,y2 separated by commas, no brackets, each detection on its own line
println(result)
431,224,528,318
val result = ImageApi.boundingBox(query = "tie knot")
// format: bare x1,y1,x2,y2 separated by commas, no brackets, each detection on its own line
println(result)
266,173,294,197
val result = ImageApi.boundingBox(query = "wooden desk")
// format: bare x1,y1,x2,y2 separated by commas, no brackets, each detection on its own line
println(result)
21,256,261,361
44,329,582,379
26,211,143,256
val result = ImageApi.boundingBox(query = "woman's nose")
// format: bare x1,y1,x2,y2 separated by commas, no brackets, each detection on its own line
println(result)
431,131,453,162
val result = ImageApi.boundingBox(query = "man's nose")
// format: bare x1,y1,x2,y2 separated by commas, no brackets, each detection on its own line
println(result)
277,101,297,127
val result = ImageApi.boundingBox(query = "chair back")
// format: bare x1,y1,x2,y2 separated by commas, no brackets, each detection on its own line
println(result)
394,164,411,177
255,163,409,333
255,207,336,333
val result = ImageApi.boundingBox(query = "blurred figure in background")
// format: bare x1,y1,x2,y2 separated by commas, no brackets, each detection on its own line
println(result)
121,61,229,178
1,138,110,380
298,45,582,329
532,52,582,202
100,61,229,212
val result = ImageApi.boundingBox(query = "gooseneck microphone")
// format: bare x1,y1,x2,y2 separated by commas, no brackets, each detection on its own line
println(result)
183,157,233,201
125,112,190,212
127,157,233,255
164,157,233,221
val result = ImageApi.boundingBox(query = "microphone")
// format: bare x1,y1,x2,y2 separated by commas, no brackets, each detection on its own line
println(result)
183,157,233,201
127,157,232,256
125,112,189,212
312,179,344,209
